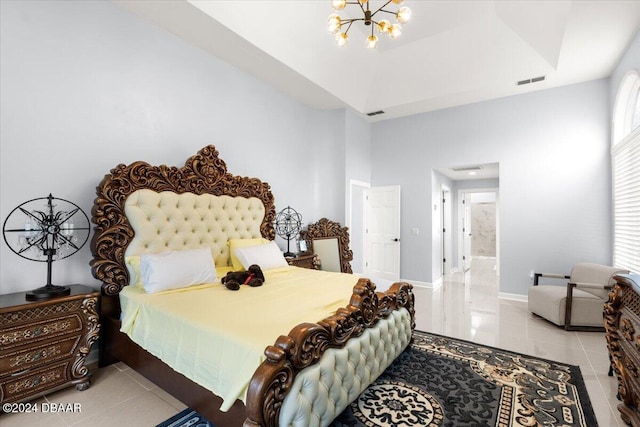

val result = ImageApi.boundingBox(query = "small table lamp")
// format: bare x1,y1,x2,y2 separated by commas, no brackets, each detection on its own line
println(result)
274,206,302,258
2,194,90,300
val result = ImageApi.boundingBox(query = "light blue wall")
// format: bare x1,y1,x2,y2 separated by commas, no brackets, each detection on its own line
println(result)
371,80,612,295
0,0,347,294
345,109,372,190
0,0,631,298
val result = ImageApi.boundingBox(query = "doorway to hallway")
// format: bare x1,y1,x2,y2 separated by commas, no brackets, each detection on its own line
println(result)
433,162,500,287
460,190,498,272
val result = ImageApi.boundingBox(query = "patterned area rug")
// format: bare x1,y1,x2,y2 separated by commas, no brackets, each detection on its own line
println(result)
331,330,597,427
157,331,597,427
156,408,215,427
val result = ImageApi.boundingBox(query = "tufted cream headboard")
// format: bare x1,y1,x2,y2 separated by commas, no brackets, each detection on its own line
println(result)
91,145,276,296
125,190,265,267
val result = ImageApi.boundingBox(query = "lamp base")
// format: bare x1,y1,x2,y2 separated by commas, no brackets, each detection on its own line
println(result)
283,251,296,258
26,284,71,301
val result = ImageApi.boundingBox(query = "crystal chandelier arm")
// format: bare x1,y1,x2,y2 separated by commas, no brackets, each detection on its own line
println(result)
370,0,393,18
342,20,356,34
58,233,81,250
375,9,398,17
341,18,365,25
56,207,80,224
17,237,42,255
19,206,43,224
20,230,48,254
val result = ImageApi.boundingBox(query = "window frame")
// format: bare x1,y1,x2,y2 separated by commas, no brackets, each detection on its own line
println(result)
611,70,640,274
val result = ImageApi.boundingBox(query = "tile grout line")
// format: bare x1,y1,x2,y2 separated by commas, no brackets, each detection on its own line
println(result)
576,332,621,426
43,394,70,427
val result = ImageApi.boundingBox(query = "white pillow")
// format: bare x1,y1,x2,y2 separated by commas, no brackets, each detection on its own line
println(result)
140,247,217,294
234,241,288,270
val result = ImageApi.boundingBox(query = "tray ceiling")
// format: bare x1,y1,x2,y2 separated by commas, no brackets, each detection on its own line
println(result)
115,0,640,122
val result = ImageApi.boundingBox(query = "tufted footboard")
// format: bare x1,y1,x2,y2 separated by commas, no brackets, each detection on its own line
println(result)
244,280,415,427
279,307,412,426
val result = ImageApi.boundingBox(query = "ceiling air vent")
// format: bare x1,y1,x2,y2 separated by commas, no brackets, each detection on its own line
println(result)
451,166,482,172
517,76,546,86
367,110,385,116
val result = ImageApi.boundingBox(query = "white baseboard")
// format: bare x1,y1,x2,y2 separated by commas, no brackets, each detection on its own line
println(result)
498,292,527,302
400,278,440,289
364,277,443,290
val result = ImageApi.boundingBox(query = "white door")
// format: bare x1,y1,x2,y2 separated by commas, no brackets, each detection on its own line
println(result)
364,186,401,281
462,193,472,271
442,187,451,276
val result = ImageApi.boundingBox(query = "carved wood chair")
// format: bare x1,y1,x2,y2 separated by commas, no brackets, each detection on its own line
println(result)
300,218,353,274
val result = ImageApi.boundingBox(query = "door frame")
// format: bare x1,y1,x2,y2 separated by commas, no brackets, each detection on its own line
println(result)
457,187,500,275
461,191,472,272
347,179,370,275
441,185,452,276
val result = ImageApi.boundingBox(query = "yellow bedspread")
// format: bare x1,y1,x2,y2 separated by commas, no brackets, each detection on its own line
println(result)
119,266,359,411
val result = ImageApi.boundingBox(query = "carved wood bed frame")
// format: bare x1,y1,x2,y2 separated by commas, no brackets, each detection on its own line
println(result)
90,145,415,427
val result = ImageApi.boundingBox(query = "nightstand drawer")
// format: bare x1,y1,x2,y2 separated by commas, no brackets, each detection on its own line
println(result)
0,312,83,351
0,285,100,404
0,335,81,377
1,361,70,403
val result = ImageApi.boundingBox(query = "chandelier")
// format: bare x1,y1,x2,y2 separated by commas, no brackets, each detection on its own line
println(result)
328,0,412,48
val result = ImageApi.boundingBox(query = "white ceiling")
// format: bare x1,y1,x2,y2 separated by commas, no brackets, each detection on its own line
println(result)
435,162,500,181
115,0,640,122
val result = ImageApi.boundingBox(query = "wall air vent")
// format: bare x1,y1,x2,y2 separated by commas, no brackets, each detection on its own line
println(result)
517,76,546,86
366,110,385,116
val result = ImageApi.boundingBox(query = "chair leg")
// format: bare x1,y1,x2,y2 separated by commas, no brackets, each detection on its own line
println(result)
564,283,575,331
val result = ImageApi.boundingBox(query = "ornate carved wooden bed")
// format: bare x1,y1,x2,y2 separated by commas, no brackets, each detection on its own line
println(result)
90,145,415,427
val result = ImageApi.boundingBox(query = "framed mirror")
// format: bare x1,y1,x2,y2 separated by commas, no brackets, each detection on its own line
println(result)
300,218,353,274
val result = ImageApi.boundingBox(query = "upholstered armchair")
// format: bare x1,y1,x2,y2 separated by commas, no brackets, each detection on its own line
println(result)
528,263,628,331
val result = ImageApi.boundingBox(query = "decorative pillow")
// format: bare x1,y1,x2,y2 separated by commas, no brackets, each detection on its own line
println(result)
234,241,288,271
140,247,217,294
228,237,269,270
125,255,143,287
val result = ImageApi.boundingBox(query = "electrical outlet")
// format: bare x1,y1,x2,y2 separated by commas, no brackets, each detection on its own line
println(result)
529,270,534,282
411,228,419,235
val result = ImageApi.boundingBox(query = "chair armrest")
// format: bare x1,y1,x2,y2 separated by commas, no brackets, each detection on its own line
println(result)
539,273,570,279
570,281,613,290
533,272,570,286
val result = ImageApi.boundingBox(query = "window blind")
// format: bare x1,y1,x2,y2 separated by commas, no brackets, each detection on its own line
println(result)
613,130,640,274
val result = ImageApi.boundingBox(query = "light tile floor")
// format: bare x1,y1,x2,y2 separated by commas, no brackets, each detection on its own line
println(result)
1,258,626,426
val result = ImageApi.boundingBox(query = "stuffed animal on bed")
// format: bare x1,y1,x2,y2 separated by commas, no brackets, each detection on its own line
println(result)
221,264,265,291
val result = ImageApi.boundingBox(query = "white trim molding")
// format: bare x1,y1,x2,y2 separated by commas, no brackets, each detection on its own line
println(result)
498,292,527,302
400,278,440,289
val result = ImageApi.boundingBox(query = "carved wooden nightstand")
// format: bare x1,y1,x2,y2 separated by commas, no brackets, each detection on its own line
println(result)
0,285,100,404
286,253,319,270
605,274,640,427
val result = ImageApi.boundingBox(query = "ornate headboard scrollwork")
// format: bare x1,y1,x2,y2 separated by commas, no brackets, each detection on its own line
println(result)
90,145,276,295
300,218,353,274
